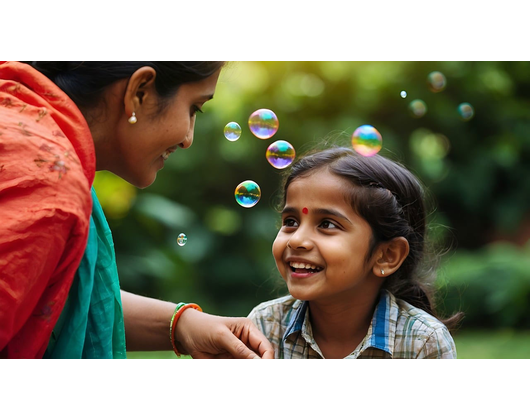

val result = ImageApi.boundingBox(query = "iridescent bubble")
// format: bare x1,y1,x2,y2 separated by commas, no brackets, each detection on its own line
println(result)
224,122,242,141
400,90,407,98
409,99,428,118
458,103,475,121
266,140,296,169
177,233,187,247
248,109,279,139
351,125,383,157
427,71,446,93
235,180,261,208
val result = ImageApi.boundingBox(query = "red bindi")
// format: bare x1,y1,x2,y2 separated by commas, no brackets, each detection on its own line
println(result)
302,207,308,214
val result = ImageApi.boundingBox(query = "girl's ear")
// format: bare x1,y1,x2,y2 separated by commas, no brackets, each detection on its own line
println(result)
123,66,157,120
373,237,410,278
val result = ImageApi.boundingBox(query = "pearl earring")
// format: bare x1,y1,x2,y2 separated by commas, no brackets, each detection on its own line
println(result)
381,269,385,275
128,112,137,124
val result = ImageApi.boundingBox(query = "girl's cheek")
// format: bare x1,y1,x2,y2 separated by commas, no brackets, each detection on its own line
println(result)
272,236,284,259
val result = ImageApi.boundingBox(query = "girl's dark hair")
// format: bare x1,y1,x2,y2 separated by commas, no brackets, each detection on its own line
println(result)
25,61,225,113
280,145,463,331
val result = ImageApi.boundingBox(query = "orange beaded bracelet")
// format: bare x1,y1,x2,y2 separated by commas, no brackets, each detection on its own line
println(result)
169,302,203,356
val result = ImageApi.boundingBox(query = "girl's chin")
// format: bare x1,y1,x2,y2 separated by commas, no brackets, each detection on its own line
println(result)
286,283,314,301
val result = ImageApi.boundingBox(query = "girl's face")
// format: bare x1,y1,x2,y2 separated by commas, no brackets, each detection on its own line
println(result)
108,69,221,188
273,168,379,305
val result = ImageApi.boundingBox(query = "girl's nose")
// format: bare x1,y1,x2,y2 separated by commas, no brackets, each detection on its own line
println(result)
287,227,314,250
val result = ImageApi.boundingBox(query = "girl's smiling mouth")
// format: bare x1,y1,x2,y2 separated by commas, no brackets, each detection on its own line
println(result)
289,261,323,276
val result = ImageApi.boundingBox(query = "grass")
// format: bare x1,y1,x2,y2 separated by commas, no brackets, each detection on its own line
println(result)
452,329,530,359
127,350,189,359
125,329,530,359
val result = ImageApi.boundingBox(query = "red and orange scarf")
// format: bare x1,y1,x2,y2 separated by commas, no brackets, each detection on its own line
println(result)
0,61,95,358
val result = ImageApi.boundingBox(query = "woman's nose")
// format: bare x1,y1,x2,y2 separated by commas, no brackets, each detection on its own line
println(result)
180,116,196,149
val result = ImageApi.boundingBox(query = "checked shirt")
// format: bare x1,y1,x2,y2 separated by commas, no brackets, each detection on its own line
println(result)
248,290,457,359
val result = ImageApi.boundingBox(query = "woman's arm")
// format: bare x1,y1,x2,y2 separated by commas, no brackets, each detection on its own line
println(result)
121,290,274,358
121,290,176,351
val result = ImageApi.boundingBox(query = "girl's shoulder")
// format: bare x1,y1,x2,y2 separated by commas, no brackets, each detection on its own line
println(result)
248,295,302,321
387,292,457,358
247,295,304,353
392,294,448,332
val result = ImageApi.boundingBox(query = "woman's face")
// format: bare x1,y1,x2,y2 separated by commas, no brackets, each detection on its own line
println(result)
107,69,221,188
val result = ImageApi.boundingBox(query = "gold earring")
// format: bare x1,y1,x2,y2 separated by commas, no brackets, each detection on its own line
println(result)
381,269,385,275
128,112,137,124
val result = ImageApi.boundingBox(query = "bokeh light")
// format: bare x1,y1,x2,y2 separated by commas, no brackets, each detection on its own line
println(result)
427,71,447,93
400,90,407,98
409,99,428,118
458,103,475,121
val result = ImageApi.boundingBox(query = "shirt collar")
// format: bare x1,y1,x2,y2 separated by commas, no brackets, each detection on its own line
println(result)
364,290,395,356
282,290,397,357
283,300,308,341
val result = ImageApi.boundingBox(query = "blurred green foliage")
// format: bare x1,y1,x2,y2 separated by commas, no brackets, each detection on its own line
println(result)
93,62,530,329
438,241,530,328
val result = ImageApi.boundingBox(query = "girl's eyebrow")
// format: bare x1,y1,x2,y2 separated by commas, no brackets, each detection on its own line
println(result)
281,206,353,225
313,208,353,225
281,206,298,215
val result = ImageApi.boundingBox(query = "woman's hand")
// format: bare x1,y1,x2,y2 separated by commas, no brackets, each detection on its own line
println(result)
174,308,274,359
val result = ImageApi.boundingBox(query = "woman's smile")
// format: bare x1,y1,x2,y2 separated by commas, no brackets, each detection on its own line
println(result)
161,146,178,161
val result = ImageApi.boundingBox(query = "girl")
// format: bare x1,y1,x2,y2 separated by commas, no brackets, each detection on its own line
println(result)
0,61,273,359
248,146,462,359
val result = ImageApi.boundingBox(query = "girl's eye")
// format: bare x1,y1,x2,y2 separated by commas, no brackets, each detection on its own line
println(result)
319,220,338,229
282,218,299,228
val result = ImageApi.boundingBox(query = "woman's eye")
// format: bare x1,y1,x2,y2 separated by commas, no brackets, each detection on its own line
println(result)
191,105,203,116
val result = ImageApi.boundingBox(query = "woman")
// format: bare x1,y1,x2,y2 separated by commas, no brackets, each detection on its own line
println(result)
0,61,274,359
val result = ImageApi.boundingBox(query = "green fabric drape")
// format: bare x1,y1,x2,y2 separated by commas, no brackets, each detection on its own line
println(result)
45,188,126,358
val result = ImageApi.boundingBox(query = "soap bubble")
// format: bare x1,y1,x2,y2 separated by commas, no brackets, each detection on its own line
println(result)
427,71,446,93
224,122,242,141
409,99,428,118
235,180,261,208
266,140,296,169
248,109,279,139
458,103,475,121
400,90,407,98
351,125,383,157
177,233,187,247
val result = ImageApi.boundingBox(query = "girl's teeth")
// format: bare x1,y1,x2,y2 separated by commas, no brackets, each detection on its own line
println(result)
290,262,317,269
162,151,169,160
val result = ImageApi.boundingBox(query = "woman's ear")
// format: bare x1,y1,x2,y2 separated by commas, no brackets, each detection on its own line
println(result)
373,237,410,278
123,66,157,120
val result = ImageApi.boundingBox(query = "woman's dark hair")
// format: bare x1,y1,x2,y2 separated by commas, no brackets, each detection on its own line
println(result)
24,61,225,114
279,145,463,331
